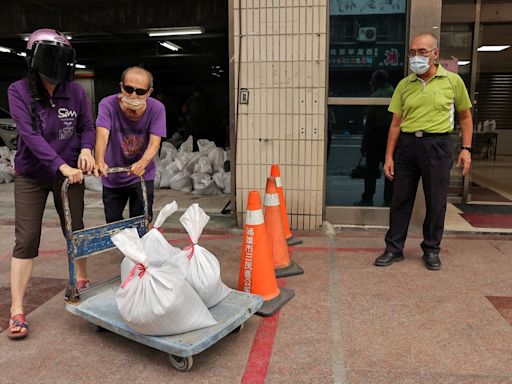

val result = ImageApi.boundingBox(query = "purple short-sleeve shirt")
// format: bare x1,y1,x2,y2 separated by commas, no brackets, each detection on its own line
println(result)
96,95,166,188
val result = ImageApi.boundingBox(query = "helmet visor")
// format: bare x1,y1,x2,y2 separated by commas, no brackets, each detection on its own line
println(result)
31,43,76,82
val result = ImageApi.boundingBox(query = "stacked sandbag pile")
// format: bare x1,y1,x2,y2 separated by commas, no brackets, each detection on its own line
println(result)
155,136,231,195
0,146,15,184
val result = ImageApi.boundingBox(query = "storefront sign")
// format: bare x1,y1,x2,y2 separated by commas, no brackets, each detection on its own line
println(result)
329,44,404,69
330,0,406,15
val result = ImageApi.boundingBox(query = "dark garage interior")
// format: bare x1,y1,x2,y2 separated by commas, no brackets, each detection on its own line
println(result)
0,0,229,147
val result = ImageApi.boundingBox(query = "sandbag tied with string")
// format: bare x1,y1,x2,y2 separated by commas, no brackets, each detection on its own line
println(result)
112,227,216,336
176,203,232,308
120,201,188,281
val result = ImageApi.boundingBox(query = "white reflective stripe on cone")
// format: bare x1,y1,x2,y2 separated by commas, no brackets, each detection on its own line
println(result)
275,177,282,188
246,209,265,225
264,193,280,207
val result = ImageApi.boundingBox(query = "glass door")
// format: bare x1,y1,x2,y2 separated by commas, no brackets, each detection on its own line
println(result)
325,0,408,224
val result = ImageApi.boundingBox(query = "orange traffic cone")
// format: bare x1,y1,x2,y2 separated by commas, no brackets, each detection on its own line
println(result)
270,164,303,246
238,190,294,316
264,177,304,278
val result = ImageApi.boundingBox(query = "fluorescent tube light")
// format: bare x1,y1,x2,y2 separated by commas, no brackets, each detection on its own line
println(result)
148,27,204,37
159,41,181,51
75,64,86,69
458,60,470,66
17,52,27,57
0,46,12,53
477,45,510,52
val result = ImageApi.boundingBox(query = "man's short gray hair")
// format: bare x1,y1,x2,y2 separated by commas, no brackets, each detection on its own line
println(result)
121,66,154,89
415,33,439,49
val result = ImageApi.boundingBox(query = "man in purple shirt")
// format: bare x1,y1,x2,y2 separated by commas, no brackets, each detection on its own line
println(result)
7,29,95,339
95,66,166,223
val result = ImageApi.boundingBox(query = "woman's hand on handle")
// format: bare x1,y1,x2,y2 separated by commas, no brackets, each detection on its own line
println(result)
60,164,84,184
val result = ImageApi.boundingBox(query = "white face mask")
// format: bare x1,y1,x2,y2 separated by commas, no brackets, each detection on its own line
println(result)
409,55,430,75
120,95,146,111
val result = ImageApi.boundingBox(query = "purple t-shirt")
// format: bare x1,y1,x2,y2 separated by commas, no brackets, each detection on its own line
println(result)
8,79,95,180
96,95,166,188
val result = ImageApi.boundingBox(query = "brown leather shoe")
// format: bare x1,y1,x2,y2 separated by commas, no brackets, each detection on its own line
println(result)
374,251,404,267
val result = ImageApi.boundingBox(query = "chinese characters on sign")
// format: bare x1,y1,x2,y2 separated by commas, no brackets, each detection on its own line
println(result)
329,45,403,68
330,0,406,16
243,227,255,293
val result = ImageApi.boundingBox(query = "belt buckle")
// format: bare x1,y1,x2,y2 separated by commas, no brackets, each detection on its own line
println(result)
415,131,424,138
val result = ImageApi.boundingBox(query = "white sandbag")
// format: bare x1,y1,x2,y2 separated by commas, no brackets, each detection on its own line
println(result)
177,204,231,307
84,176,102,192
194,177,221,195
193,156,213,175
191,172,211,190
223,171,232,194
179,135,193,153
154,171,161,189
121,201,188,280
169,158,192,191
0,163,14,184
0,146,10,161
160,142,178,162
170,171,192,192
179,152,201,175
113,228,217,336
208,147,226,172
197,139,216,156
159,170,172,189
213,170,225,190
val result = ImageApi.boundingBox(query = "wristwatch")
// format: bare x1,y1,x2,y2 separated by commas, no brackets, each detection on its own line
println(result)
461,146,472,153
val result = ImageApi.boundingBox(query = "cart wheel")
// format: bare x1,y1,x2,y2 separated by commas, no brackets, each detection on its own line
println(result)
232,323,244,334
169,355,193,372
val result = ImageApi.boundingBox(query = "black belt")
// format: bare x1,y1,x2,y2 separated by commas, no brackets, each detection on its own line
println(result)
401,131,450,137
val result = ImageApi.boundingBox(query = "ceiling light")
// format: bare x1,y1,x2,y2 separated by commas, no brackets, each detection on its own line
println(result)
148,27,204,37
17,52,27,57
159,41,181,51
458,60,470,66
75,64,86,69
0,46,12,53
477,45,510,52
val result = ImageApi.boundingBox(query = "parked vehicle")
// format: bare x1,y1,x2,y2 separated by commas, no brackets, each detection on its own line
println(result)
0,106,18,150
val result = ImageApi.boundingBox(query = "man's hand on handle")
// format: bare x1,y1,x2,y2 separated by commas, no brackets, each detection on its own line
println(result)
78,148,95,174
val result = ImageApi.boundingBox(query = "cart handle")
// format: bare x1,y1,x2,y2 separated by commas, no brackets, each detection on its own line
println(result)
61,166,149,240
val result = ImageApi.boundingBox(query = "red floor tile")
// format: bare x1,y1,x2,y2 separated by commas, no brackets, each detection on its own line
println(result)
461,213,512,229
487,296,512,327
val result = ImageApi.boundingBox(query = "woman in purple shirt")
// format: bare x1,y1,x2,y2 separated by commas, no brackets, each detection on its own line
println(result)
6,29,95,339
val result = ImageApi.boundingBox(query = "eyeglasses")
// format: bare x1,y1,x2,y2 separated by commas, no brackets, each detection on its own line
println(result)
407,48,437,58
122,83,149,96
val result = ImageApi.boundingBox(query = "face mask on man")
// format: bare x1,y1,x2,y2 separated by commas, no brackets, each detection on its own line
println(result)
409,55,430,75
120,95,147,111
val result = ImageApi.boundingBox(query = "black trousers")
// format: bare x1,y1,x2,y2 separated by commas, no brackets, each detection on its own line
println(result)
385,134,453,254
102,181,154,223
362,146,393,204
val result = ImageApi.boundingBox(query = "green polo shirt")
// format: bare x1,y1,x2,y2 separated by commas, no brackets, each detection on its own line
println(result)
388,64,472,133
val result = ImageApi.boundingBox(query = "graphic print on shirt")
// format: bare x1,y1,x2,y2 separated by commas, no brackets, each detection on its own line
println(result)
57,108,76,140
120,131,145,158
37,109,48,131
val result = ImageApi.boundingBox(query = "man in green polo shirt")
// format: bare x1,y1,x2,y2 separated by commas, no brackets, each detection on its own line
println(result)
374,33,473,271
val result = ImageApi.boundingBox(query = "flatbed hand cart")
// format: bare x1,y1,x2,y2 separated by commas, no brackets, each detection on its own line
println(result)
61,167,263,371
